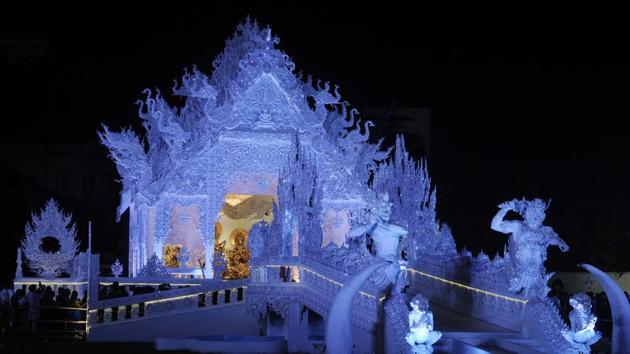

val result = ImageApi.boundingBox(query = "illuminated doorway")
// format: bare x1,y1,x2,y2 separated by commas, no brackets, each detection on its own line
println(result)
214,194,275,279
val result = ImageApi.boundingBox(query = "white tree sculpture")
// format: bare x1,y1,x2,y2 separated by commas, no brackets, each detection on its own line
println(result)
137,254,170,278
21,199,80,278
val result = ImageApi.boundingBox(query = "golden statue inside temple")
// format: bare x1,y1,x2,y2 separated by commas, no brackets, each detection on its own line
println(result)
222,228,250,279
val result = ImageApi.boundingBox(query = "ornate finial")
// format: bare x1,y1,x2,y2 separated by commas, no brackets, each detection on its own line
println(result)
265,26,272,42
111,258,124,278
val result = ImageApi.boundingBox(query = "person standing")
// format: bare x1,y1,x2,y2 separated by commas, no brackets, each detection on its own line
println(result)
26,282,44,332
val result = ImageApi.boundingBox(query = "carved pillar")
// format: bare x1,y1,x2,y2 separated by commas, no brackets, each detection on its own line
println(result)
129,203,137,277
286,302,309,353
87,253,100,308
154,199,170,264
138,203,149,271
204,182,227,279
197,200,214,279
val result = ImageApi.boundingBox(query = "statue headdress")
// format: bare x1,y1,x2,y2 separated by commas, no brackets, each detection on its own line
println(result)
570,292,593,312
514,198,551,216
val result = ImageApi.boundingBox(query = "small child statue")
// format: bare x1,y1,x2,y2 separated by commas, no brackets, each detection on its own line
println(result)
405,294,442,354
561,292,602,352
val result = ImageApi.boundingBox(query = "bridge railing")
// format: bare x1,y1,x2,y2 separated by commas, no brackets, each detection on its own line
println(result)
86,255,248,329
88,280,248,327
407,256,528,331
248,257,384,333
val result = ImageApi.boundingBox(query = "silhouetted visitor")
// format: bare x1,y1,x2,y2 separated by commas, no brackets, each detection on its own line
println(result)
0,285,11,335
106,281,127,299
26,283,44,332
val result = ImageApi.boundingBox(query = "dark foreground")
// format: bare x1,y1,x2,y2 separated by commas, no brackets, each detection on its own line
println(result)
0,341,197,354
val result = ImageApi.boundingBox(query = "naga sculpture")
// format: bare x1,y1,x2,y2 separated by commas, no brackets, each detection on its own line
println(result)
579,263,629,354
491,198,569,297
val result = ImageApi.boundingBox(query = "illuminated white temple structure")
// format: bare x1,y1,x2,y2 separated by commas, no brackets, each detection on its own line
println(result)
98,18,399,280
80,18,612,353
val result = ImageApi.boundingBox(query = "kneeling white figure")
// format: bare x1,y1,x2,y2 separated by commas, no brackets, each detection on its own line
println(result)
405,294,441,354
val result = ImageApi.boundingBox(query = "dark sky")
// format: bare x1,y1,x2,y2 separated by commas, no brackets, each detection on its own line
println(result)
1,4,628,271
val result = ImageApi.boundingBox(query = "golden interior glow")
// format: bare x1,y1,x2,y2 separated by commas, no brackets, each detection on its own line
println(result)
224,194,253,207
163,244,183,267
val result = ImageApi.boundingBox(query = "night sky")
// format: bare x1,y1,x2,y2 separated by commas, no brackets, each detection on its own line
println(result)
1,4,627,277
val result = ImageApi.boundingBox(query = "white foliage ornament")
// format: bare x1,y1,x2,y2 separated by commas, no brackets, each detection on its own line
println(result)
21,199,80,277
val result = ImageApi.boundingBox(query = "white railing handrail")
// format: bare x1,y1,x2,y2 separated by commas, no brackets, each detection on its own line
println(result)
98,276,207,286
91,279,248,310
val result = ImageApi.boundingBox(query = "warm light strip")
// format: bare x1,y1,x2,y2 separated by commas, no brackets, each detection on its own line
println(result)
99,282,201,287
144,286,245,305
145,293,201,305
15,281,87,285
406,268,527,304
89,285,247,310
265,264,520,304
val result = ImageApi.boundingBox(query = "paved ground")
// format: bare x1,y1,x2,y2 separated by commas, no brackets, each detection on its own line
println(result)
431,302,516,333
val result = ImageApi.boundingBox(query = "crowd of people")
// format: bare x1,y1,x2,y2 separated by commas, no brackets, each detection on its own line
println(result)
0,282,86,337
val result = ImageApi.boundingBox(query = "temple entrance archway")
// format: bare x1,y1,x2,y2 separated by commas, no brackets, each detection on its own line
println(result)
213,193,275,279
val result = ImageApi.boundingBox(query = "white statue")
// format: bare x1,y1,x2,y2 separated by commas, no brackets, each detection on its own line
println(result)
491,198,569,296
348,193,407,262
348,193,408,287
405,294,441,353
561,292,602,352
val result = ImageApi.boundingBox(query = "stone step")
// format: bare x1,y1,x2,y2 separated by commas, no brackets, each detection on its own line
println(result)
496,338,547,354
155,335,287,353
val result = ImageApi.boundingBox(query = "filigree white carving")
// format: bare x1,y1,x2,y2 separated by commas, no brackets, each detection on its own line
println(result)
21,199,80,277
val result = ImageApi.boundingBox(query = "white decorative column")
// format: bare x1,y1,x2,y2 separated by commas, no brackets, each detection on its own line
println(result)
287,302,309,353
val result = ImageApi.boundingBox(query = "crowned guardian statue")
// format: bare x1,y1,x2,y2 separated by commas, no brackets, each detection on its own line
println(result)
491,198,569,297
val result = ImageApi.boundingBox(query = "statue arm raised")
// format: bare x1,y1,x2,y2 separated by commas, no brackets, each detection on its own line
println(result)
491,201,519,234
